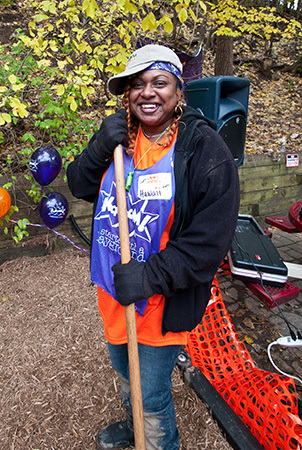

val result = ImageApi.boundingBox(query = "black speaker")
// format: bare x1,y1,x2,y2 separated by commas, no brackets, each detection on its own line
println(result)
184,76,250,166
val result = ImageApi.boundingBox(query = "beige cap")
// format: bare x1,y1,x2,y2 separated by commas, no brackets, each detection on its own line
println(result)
107,44,183,95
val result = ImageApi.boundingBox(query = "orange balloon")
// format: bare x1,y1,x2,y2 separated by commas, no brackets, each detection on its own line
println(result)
0,187,11,218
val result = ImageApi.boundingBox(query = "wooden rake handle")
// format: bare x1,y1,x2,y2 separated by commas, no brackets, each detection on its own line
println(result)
113,144,146,450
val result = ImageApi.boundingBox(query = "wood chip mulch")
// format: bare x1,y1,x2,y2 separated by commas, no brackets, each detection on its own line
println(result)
0,250,233,449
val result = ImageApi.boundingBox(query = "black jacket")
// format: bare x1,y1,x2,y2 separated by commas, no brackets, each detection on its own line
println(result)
67,106,240,334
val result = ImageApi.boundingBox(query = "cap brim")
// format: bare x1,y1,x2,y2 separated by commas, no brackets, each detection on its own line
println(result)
107,61,154,95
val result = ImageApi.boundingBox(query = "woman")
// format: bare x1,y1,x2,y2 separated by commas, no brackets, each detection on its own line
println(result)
67,44,240,450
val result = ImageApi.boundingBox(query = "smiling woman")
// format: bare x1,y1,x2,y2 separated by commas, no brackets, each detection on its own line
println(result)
128,69,180,136
67,44,240,450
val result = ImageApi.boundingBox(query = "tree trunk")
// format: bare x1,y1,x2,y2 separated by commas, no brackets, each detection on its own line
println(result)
214,34,234,76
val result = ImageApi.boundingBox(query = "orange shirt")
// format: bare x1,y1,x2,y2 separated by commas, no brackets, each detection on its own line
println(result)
97,128,187,346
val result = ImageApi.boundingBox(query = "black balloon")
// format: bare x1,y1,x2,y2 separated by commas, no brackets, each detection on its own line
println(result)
39,192,69,229
29,146,62,186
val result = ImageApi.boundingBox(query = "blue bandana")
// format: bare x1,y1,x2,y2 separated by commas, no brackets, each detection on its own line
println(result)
146,62,184,89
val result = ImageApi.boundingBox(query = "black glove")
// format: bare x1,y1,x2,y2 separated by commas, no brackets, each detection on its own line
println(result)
92,109,128,161
112,259,154,307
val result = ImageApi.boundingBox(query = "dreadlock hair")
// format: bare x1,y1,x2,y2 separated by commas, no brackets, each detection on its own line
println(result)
122,79,185,155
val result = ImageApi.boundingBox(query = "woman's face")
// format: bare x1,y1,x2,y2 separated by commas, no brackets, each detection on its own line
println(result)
129,69,180,134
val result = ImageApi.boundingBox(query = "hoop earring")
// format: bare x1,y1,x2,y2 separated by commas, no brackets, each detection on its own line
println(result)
174,104,183,120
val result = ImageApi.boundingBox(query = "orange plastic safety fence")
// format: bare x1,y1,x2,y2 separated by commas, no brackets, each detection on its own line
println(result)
186,276,302,450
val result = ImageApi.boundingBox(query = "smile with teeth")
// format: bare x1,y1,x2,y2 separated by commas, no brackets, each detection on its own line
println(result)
141,104,159,111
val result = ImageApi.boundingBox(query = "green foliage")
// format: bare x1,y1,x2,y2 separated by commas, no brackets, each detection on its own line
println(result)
0,0,209,241
209,0,302,40
0,0,15,7
0,204,29,242
12,218,30,243
0,0,301,242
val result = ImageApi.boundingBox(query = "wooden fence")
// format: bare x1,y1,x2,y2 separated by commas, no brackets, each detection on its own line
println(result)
1,152,301,265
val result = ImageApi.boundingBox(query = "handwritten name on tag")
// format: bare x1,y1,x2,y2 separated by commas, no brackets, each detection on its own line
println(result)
138,173,172,200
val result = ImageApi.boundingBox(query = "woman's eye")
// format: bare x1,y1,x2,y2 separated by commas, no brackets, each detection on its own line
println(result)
132,81,143,89
131,79,167,89
154,81,166,87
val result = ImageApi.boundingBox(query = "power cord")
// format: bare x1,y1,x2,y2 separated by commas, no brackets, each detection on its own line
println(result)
232,232,302,384
233,233,301,341
267,340,302,384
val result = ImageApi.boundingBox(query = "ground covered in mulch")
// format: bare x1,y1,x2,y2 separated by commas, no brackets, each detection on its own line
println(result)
0,3,301,449
0,250,233,450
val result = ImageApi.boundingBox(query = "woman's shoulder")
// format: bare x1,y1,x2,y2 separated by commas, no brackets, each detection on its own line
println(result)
179,106,236,166
178,106,222,151
181,105,217,131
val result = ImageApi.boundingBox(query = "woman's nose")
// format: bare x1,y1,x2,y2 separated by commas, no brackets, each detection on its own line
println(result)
141,83,154,97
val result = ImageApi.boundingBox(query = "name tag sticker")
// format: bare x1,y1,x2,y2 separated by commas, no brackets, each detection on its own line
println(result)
138,173,172,200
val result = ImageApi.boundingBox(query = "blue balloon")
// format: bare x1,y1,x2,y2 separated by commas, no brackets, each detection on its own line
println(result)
39,192,69,229
29,146,62,186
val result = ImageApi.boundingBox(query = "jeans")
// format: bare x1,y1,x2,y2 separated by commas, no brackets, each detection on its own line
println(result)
107,342,182,450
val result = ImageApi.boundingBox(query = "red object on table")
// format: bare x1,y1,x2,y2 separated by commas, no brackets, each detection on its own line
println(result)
288,201,302,231
264,215,299,232
244,280,300,308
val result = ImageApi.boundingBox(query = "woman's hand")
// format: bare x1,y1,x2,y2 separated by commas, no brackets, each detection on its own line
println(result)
92,109,128,161
112,259,154,306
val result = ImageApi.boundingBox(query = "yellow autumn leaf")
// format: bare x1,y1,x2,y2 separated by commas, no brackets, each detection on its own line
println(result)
81,85,88,99
244,335,254,344
199,0,207,14
106,99,117,106
105,109,116,116
57,60,68,70
1,113,12,124
141,13,157,32
37,59,51,68
243,317,255,330
19,35,31,46
49,3,57,14
163,18,173,34
33,13,49,22
67,95,78,111
124,0,138,14
82,0,98,19
178,8,188,23
57,85,65,96
189,8,197,22
97,60,104,71
41,0,57,14
8,74,17,84
78,42,88,53
70,98,78,111
49,40,59,52
11,83,26,92
9,98,29,118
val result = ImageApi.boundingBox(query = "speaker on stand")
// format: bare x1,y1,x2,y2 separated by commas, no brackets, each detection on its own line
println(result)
184,76,250,166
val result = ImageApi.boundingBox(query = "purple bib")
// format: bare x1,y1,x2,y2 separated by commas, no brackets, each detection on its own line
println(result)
91,143,176,315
